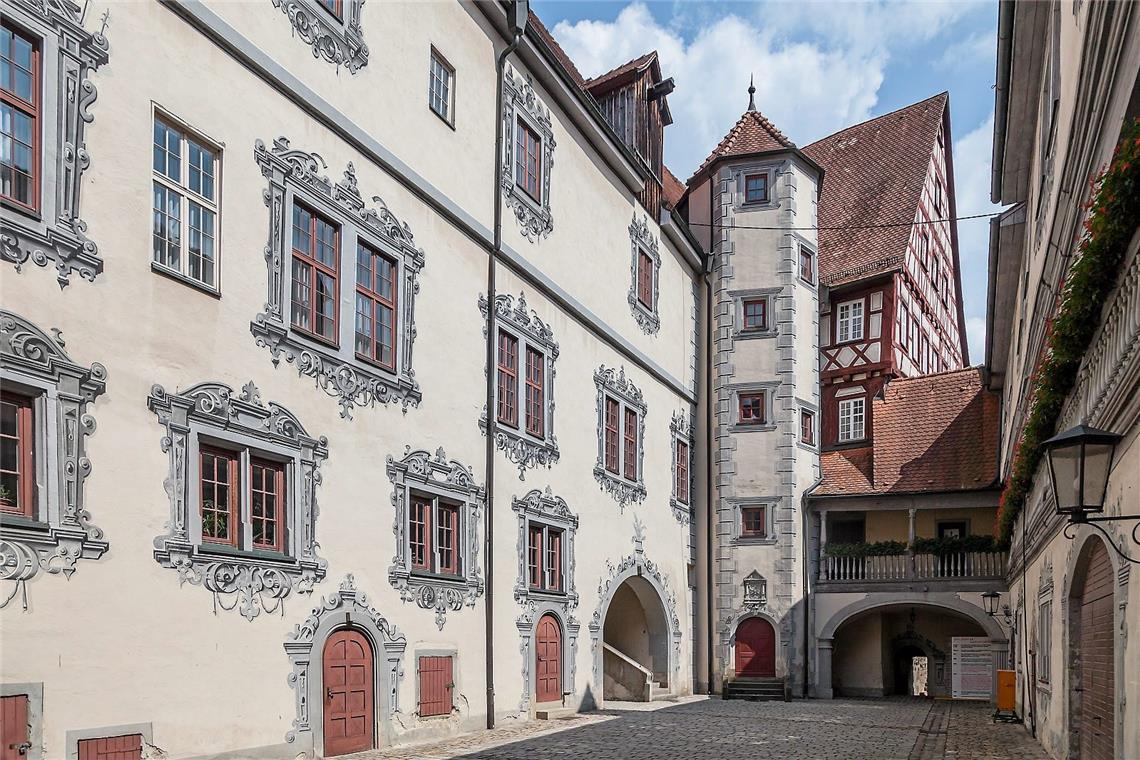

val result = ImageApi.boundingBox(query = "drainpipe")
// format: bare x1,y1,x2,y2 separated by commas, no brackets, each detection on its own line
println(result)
705,188,715,693
486,1,527,731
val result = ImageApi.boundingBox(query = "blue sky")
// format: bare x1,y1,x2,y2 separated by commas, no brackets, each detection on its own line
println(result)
532,0,1000,362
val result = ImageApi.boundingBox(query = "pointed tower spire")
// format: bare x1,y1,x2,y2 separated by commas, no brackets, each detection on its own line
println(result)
747,74,756,111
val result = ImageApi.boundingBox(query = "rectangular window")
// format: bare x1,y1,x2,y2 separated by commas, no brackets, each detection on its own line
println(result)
436,502,459,576
919,232,930,269
496,330,518,427
743,173,768,204
838,398,866,442
741,506,767,538
428,48,454,125
934,182,943,217
800,409,815,445
623,407,638,480
742,298,767,331
527,523,543,588
291,202,339,344
1,23,38,211
77,735,143,760
546,528,562,591
526,522,564,592
409,493,461,577
0,391,34,516
410,494,431,570
921,334,930,373
525,346,544,437
910,316,920,359
515,118,541,202
899,304,910,351
799,246,814,284
636,249,654,308
152,117,220,288
354,242,398,371
675,439,689,505
200,446,238,546
417,655,454,718
836,299,864,343
604,396,620,474
250,459,285,552
316,0,343,20
739,392,765,424
1037,600,1051,682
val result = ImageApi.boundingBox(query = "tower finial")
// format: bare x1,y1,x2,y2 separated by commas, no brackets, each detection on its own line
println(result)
747,74,756,111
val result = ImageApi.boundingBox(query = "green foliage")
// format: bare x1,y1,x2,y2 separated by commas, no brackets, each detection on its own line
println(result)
997,119,1140,543
823,540,908,558
911,534,1000,556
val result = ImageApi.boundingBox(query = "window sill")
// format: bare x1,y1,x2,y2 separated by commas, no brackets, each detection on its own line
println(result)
354,352,398,376
290,325,341,352
0,513,51,533
736,327,777,341
527,587,568,600
429,106,456,131
1,197,41,222
730,422,776,434
196,542,294,566
736,536,777,546
411,570,466,585
151,262,221,299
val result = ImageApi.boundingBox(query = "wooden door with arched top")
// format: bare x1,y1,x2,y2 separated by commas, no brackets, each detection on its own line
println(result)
535,613,563,703
1077,540,1115,760
735,617,776,677
323,628,374,756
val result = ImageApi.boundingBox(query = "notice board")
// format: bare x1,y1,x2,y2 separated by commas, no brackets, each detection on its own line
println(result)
952,636,992,699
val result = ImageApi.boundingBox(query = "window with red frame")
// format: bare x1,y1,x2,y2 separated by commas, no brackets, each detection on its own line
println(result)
623,407,638,480
675,439,689,505
743,173,768,204
316,0,343,19
739,392,765,424
515,118,541,202
496,330,518,427
741,506,767,538
409,492,462,577
525,346,544,437
799,246,814,284
742,298,767,331
355,241,398,371
800,409,815,445
636,249,654,308
1,23,38,212
200,446,238,546
0,391,34,516
436,502,459,575
290,203,339,344
603,396,620,473
527,522,563,592
250,458,285,552
410,494,431,570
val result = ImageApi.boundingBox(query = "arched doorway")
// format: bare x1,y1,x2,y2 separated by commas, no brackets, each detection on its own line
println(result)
535,613,563,704
892,644,928,696
1072,538,1115,759
600,576,671,700
322,628,374,757
735,617,776,677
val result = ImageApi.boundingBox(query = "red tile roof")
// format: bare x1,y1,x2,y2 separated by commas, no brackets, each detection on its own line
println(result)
803,92,948,287
688,109,796,184
584,51,659,95
816,367,1000,496
527,10,587,87
662,165,685,208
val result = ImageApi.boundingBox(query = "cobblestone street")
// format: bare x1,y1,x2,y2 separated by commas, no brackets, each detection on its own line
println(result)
355,698,1047,760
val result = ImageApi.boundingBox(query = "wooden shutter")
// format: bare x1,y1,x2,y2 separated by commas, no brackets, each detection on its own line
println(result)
77,735,143,760
1,695,29,760
418,655,454,717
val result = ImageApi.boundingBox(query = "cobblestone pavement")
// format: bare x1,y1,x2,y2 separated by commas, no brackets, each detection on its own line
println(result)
354,697,1048,760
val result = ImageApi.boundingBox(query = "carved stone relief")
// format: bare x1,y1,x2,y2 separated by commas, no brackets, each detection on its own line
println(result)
270,0,368,73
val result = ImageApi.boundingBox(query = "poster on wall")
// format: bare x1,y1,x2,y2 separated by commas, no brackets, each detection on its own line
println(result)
952,636,992,699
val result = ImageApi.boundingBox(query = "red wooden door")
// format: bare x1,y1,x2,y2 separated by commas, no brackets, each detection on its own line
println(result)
735,617,776,677
1078,541,1115,760
1,696,29,760
77,735,142,760
418,655,454,717
535,613,563,703
323,629,375,757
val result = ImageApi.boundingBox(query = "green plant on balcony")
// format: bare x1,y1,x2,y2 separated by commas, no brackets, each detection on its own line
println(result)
912,534,1000,556
823,540,908,558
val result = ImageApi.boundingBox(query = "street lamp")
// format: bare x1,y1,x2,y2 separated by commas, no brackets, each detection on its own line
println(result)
1043,424,1138,564
981,591,1012,626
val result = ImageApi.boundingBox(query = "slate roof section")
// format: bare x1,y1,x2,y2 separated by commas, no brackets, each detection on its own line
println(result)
816,366,999,496
688,109,797,184
803,92,948,287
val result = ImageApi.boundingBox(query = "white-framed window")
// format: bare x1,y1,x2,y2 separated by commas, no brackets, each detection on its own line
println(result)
836,299,864,343
152,113,221,291
1036,599,1051,683
838,397,865,442
919,231,929,270
428,47,454,126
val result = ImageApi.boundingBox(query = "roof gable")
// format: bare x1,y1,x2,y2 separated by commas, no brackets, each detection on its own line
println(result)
687,109,796,185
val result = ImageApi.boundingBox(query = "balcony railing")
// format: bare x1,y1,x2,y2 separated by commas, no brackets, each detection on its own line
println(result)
819,551,1008,583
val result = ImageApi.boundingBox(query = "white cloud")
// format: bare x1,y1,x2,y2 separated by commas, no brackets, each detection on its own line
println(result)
936,31,993,70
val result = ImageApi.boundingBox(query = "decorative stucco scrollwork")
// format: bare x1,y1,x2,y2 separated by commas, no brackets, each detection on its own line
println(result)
1,0,109,287
592,365,647,508
252,137,425,419
387,447,484,630
669,410,694,524
479,292,560,478
0,311,107,611
270,0,368,73
742,570,768,611
628,213,662,335
147,380,328,621
501,64,555,242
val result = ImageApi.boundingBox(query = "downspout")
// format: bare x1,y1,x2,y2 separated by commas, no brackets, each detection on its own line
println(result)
991,0,1015,204
705,186,716,693
487,2,527,730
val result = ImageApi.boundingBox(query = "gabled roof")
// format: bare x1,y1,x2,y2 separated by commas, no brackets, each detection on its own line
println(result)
687,109,796,185
815,367,1000,497
585,51,659,95
526,9,587,88
803,92,948,287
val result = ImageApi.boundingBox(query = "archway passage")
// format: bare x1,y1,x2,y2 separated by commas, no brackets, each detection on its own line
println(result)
892,645,928,696
536,613,563,704
735,618,776,677
323,628,374,757
601,576,671,700
1075,540,1115,760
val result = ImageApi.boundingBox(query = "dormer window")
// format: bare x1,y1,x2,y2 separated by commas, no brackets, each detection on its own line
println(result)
744,173,769,204
515,118,542,202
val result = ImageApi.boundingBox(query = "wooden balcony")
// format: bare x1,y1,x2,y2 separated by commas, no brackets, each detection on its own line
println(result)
817,551,1008,591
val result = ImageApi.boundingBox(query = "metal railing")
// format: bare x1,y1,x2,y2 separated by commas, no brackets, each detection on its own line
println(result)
819,551,1008,582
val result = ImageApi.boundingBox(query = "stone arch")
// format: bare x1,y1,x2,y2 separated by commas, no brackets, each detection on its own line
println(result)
516,600,580,713
723,609,783,677
819,595,1004,641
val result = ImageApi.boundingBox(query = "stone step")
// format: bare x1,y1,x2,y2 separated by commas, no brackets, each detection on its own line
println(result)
534,706,577,720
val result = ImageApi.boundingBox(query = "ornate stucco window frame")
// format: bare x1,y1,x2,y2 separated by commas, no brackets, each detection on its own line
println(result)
501,63,555,242
0,0,108,287
147,380,328,621
479,292,559,479
628,214,661,335
0,311,107,610
251,137,425,419
669,411,694,524
592,365,647,508
731,160,783,213
270,0,368,73
730,497,778,546
728,381,779,434
387,447,484,630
